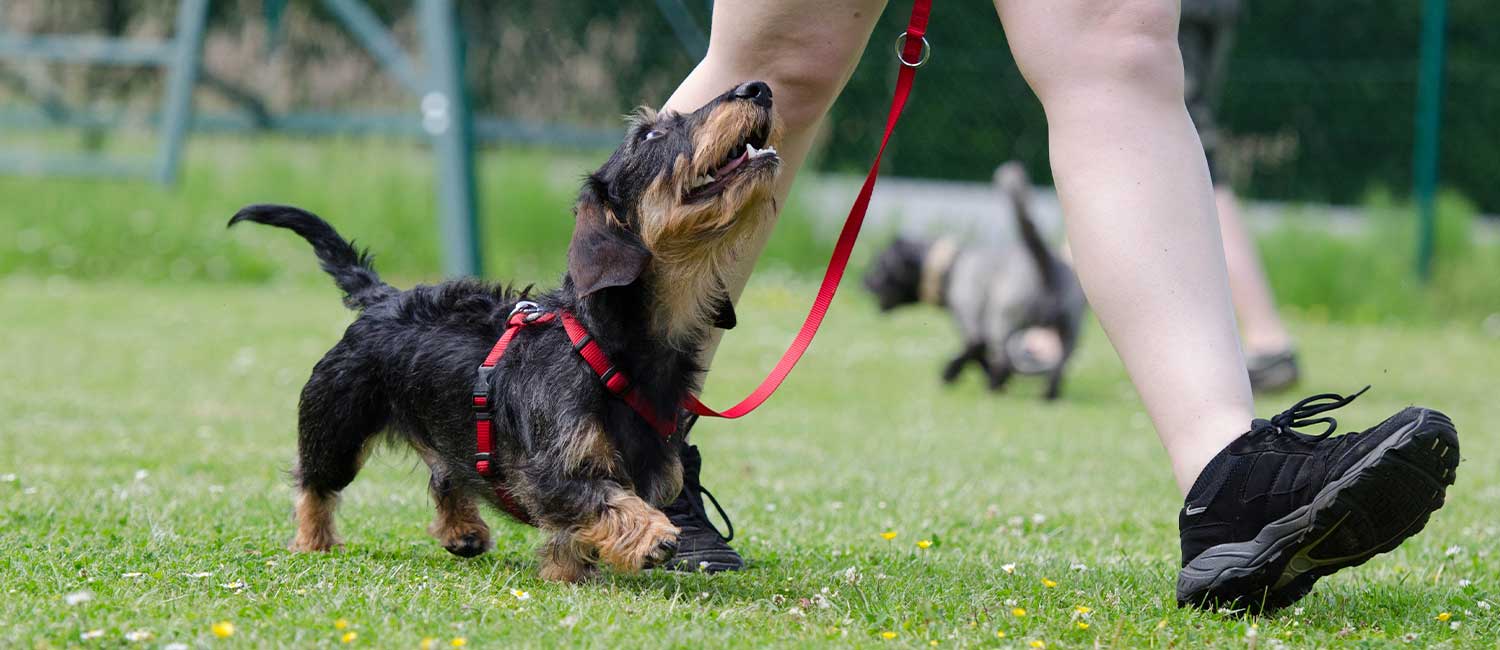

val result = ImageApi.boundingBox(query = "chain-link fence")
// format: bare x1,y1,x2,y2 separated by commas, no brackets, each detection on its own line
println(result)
3,1,1497,212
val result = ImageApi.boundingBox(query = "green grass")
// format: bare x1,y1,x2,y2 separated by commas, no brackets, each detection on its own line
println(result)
3,274,1497,648
0,135,830,288
5,135,1499,327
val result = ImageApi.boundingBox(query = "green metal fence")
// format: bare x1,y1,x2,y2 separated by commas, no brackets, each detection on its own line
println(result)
0,1,1485,279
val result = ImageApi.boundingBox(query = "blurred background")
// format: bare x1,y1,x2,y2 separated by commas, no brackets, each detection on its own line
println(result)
1,0,1497,326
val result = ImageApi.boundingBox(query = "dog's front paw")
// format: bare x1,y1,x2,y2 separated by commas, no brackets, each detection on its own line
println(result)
288,531,343,553
443,531,492,558
580,496,680,574
642,535,679,569
429,518,492,559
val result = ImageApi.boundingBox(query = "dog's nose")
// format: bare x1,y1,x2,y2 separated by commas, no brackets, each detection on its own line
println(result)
733,81,772,107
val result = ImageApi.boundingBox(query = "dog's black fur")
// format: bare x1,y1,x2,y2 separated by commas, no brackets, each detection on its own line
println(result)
230,81,781,581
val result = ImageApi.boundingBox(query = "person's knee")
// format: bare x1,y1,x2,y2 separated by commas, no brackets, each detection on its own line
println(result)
1012,0,1183,106
699,10,880,133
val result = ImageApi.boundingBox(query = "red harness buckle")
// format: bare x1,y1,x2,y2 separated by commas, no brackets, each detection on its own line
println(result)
472,301,555,524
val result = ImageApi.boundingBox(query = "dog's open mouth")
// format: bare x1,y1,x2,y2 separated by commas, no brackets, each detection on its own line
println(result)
686,125,777,201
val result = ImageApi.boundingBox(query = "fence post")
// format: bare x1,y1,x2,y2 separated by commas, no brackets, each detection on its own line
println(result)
154,0,208,184
419,0,482,278
1413,0,1447,281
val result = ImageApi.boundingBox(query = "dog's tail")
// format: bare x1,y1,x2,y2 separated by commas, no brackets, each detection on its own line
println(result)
994,161,1060,291
228,204,395,310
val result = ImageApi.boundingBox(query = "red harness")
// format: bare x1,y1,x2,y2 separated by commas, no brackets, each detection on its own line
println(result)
471,0,931,523
471,302,680,523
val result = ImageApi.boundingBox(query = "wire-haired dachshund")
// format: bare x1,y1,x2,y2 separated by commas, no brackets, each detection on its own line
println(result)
230,81,782,582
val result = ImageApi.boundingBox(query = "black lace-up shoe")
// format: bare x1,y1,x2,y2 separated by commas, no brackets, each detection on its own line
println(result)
1247,349,1300,394
662,433,742,573
1177,388,1459,613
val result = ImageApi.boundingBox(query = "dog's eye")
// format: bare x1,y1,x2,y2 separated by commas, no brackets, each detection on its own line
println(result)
641,129,664,142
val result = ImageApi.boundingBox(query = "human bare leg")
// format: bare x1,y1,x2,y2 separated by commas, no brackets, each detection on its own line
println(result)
994,0,1251,493
995,0,1459,612
658,0,887,572
1216,186,1292,355
1217,186,1302,392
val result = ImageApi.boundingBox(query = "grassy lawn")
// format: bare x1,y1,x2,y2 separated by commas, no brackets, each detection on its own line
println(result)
2,273,1497,648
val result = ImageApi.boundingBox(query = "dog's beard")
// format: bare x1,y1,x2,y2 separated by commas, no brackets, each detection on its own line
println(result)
635,159,777,349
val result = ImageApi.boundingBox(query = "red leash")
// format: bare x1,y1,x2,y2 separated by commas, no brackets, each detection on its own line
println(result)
473,3,933,513
685,0,931,420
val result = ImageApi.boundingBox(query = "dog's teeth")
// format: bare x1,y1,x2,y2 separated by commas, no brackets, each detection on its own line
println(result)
746,143,759,156
747,144,776,159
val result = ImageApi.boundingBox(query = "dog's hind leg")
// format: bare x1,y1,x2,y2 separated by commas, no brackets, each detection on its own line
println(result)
1043,320,1081,401
421,452,492,558
289,346,388,552
941,342,986,384
985,360,1014,392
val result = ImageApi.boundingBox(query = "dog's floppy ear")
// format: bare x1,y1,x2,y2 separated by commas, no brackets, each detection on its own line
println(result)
712,294,737,329
567,185,650,298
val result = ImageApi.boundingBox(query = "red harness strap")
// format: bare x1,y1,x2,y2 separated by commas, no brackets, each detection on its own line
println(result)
684,0,930,420
559,311,679,438
472,303,556,524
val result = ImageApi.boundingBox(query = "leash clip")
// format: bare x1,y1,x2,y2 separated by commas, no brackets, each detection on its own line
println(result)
894,32,930,68
510,300,541,317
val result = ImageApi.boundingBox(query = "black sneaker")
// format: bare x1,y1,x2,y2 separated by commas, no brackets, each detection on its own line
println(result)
1177,388,1459,613
661,437,743,573
1247,349,1300,394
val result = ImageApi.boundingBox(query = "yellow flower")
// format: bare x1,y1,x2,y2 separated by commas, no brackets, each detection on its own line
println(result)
1030,641,1047,649
1156,619,1168,630
1075,605,1092,615
1437,612,1452,622
917,540,932,549
996,630,1007,639
880,631,898,639
929,641,939,647
1077,622,1090,630
1042,578,1057,588
420,638,436,650
1012,608,1027,617
335,619,350,630
451,638,467,647
211,621,236,639
341,631,358,643
881,531,898,541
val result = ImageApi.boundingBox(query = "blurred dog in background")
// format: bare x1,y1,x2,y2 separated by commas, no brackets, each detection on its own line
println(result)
863,162,1086,400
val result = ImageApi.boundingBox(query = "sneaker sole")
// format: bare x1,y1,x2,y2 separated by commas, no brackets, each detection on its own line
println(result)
661,550,744,573
1176,408,1459,613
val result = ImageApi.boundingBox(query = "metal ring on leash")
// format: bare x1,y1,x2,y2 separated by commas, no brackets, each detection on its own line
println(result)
894,33,931,68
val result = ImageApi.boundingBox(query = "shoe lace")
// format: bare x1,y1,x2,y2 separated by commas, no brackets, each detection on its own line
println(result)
670,435,736,543
1251,386,1370,439
689,483,735,543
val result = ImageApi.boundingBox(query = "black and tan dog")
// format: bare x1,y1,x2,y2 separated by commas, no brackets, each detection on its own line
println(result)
229,81,781,582
863,162,1086,400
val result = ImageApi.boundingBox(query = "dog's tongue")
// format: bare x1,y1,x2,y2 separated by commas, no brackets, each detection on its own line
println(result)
714,149,749,178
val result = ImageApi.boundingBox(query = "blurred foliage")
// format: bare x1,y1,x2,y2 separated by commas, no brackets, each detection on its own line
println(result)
0,135,827,287
1,138,1493,326
1258,189,1500,326
3,1,1497,211
827,1,1500,214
